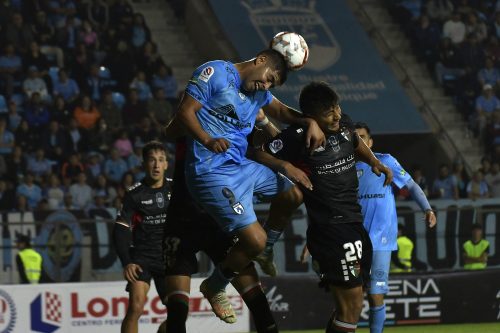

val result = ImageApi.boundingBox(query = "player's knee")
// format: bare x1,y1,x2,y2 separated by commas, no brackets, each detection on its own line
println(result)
128,295,147,316
284,185,304,209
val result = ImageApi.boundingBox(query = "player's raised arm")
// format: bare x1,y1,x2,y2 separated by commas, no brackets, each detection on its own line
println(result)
263,97,325,151
354,133,393,186
177,93,229,153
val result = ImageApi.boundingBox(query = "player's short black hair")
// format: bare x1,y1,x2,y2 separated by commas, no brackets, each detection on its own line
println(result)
354,122,371,136
471,223,483,231
299,81,340,116
398,223,406,233
142,141,168,161
257,49,288,85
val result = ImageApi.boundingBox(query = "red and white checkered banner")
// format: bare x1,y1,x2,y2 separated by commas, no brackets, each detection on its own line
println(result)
0,279,250,333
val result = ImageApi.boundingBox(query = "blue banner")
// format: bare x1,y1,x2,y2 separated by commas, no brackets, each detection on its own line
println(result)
208,0,429,134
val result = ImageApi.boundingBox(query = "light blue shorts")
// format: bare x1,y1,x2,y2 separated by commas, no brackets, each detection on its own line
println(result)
369,250,392,295
186,159,293,233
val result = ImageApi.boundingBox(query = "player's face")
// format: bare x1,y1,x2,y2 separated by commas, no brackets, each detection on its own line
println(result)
355,128,373,148
312,104,342,133
144,149,168,185
244,64,280,92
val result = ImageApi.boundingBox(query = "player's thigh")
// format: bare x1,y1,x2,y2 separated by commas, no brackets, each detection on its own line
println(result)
164,275,191,300
330,284,364,315
164,226,200,278
250,160,294,202
307,223,371,289
369,250,391,296
186,164,258,233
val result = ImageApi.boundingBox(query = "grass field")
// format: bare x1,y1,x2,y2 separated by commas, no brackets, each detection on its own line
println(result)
280,322,500,333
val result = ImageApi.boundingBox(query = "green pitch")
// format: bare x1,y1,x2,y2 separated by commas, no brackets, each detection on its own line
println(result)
280,322,500,333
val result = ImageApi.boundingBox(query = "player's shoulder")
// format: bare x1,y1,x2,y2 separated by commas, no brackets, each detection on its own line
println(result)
193,60,229,78
375,153,397,164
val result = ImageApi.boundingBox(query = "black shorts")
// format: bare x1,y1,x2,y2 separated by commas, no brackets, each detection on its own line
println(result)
307,222,372,289
163,214,236,276
126,256,167,303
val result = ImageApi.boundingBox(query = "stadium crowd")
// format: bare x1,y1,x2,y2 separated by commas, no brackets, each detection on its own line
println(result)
0,0,178,213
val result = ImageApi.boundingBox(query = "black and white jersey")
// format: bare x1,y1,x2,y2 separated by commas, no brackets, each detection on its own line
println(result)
117,178,171,259
264,119,363,225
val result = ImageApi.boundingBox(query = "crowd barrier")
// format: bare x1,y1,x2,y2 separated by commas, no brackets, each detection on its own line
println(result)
1,199,499,283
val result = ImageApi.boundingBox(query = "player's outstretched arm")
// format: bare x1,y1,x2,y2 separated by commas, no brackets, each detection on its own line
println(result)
406,179,436,228
177,94,230,153
263,98,325,151
354,134,393,186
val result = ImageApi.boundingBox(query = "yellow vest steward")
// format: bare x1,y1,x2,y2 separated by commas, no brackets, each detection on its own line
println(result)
391,236,413,273
19,248,42,283
463,239,489,270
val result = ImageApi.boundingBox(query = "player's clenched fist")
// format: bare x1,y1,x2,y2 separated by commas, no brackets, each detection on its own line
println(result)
282,162,313,191
372,161,393,187
124,263,143,283
204,138,230,153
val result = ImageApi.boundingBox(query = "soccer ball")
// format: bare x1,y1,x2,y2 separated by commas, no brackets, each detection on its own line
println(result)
270,31,309,71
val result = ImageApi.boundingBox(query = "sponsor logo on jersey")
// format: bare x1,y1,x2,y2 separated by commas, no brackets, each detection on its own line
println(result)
400,169,406,176
141,199,153,205
269,139,283,154
208,105,251,130
327,135,340,152
199,66,214,82
358,193,385,199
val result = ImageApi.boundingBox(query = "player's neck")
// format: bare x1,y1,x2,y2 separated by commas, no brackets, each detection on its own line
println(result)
145,177,164,188
234,60,254,81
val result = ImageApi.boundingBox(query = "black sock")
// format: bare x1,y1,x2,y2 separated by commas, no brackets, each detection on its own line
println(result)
166,292,189,333
242,284,277,333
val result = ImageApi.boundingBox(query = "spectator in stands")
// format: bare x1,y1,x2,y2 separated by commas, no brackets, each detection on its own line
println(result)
104,40,135,93
16,172,42,209
485,161,500,197
493,12,500,40
27,147,52,181
479,156,492,175
85,0,110,31
148,87,173,127
120,171,134,190
16,195,30,212
475,84,500,136
426,0,454,23
104,147,128,185
0,154,7,179
94,173,117,205
459,33,485,74
412,14,441,67
61,153,84,182
7,100,22,131
72,43,94,87
113,129,133,158
451,160,468,198
32,11,64,68
85,152,102,183
79,20,98,50
0,43,23,97
465,12,488,43
89,118,112,153
152,64,178,105
48,0,77,29
24,92,50,130
99,90,123,131
24,42,50,79
45,173,65,209
63,193,76,210
435,37,466,84
0,117,15,155
58,15,79,51
443,11,466,45
130,13,150,51
432,163,459,199
23,66,49,101
455,0,473,17
73,95,101,130
129,70,152,101
3,12,34,55
110,0,134,26
463,223,489,270
132,116,159,148
0,179,15,211
69,172,93,209
0,0,14,27
136,41,163,80
6,145,26,182
51,95,73,125
122,88,144,126
42,120,71,163
15,120,37,152
53,68,80,104
467,170,489,199
478,58,500,90
127,145,144,181
484,36,500,66
85,64,106,102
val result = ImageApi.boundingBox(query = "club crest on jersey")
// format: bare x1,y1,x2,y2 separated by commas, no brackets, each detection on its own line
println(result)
238,91,247,100
156,192,164,208
269,139,283,154
341,129,350,141
327,135,340,152
199,66,214,82
357,169,363,178
232,202,245,215
350,262,361,278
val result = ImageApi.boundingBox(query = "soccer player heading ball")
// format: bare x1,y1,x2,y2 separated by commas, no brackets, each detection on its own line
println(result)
270,31,309,71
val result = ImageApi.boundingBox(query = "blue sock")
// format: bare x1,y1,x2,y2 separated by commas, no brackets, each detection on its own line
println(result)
207,264,233,291
369,304,386,333
263,228,282,255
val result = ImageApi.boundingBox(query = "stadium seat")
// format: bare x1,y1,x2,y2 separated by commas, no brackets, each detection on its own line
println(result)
112,92,126,109
0,95,7,113
49,66,60,84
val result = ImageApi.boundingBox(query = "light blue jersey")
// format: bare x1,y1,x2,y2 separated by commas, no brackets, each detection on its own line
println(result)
356,153,412,251
185,60,273,175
